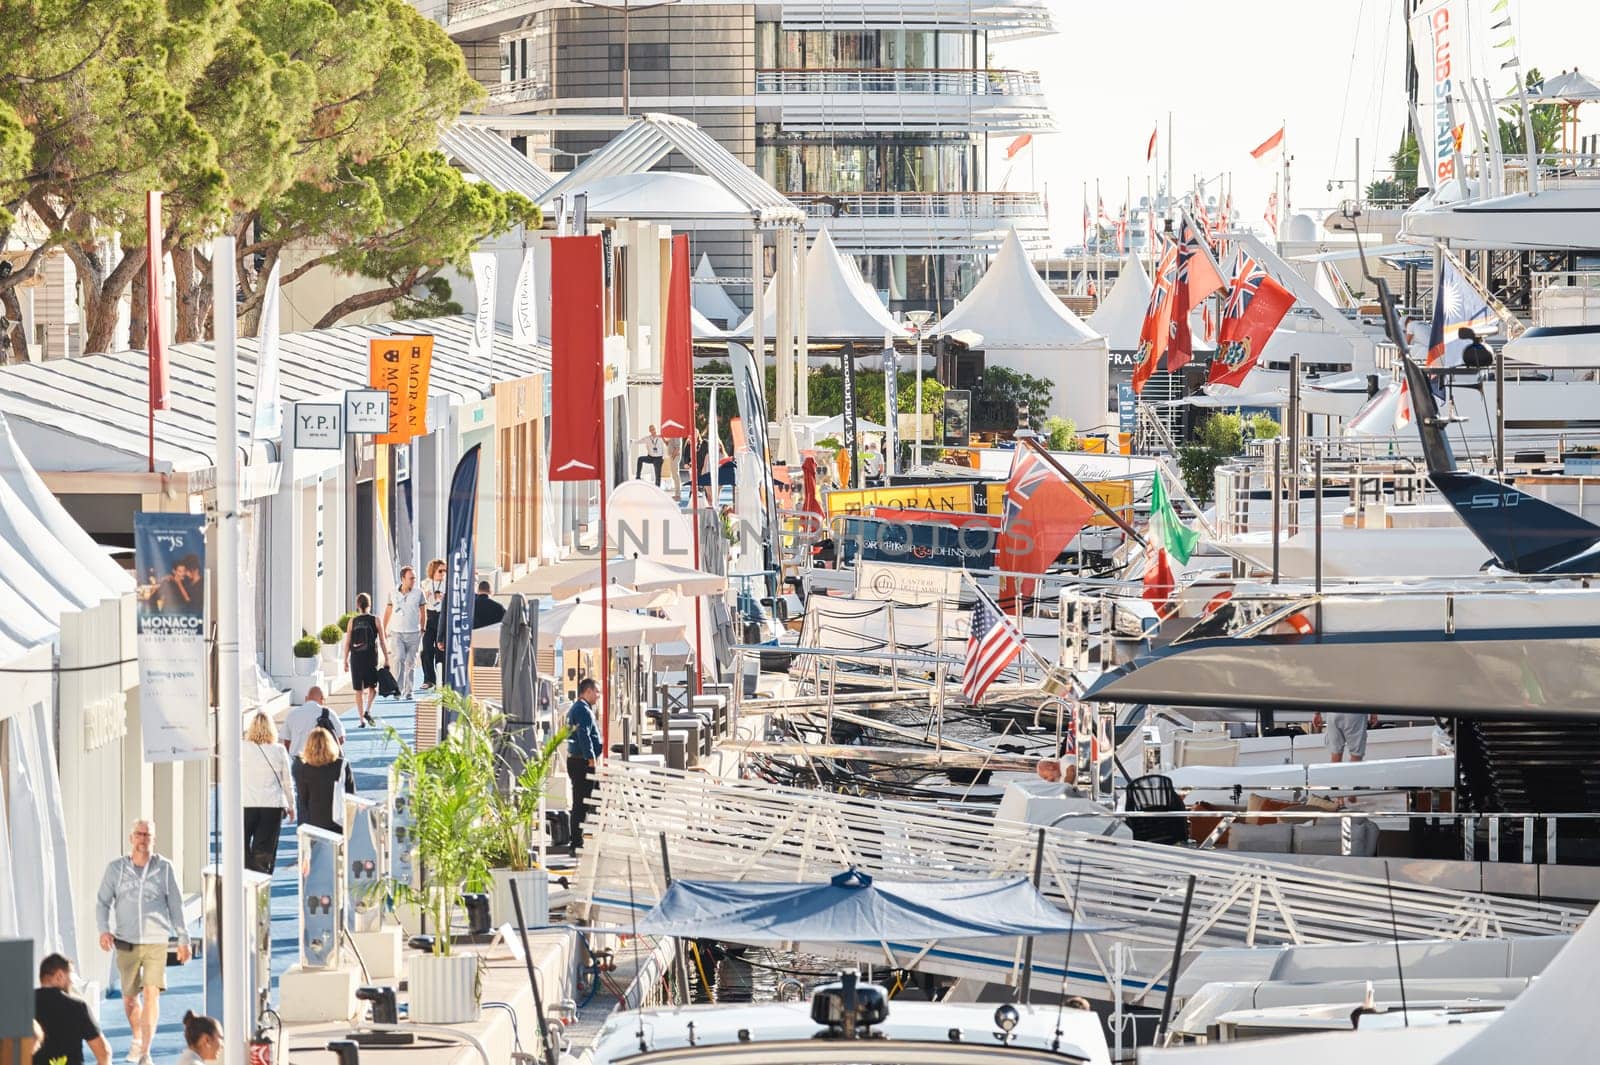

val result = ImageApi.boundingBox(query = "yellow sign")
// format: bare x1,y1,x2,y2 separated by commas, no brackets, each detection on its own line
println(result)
985,478,1133,527
826,482,976,518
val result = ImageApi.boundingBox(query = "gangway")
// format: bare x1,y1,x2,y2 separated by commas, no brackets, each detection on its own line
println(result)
572,764,1584,1010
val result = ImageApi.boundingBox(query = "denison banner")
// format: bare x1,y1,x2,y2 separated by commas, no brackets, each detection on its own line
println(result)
134,512,209,762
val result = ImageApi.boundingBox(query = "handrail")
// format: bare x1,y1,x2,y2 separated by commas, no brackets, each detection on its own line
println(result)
755,68,1043,96
791,191,1045,221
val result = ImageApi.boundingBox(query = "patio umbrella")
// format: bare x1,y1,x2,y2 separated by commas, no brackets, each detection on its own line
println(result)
555,585,676,611
497,593,540,786
801,455,824,517
535,601,685,650
549,556,726,600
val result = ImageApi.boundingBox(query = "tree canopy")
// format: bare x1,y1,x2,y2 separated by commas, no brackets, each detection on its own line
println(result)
0,0,538,359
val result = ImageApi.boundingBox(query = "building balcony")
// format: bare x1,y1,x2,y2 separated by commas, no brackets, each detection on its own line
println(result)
486,76,554,109
776,0,1055,39
792,191,1049,254
755,68,1052,133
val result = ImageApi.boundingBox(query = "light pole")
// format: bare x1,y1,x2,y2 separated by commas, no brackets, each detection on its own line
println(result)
905,310,935,467
573,0,681,117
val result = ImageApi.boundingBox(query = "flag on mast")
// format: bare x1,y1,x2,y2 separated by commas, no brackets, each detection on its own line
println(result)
1132,241,1178,394
1006,134,1033,159
660,234,694,438
146,191,168,412
962,584,1027,704
1165,215,1225,374
1209,252,1295,388
1147,471,1198,564
1146,125,1159,163
1425,265,1448,366
1250,125,1286,159
996,447,1095,608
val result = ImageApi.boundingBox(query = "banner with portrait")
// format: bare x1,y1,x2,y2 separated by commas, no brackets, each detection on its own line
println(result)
134,512,209,762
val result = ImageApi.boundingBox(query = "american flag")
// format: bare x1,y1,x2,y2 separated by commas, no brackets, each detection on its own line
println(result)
962,586,1028,703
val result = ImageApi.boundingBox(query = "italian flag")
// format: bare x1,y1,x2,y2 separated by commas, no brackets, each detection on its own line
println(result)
1147,471,1199,565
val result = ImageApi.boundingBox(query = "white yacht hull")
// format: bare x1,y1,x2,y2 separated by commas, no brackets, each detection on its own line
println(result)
1402,187,1600,251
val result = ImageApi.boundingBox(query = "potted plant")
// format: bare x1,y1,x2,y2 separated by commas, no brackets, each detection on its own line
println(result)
290,634,323,702
318,623,343,669
378,689,499,1023
483,718,569,928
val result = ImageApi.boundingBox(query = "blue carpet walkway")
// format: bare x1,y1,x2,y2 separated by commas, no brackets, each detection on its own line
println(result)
99,695,416,1062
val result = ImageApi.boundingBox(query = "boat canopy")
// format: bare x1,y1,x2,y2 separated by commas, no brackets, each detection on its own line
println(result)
638,869,1116,942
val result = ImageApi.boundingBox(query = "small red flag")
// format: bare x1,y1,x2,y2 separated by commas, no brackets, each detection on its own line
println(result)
660,234,694,439
548,236,606,481
146,191,168,412
1165,218,1226,374
996,449,1096,609
1249,125,1285,159
1141,548,1176,615
1132,242,1178,395
1006,134,1033,160
1146,125,1159,163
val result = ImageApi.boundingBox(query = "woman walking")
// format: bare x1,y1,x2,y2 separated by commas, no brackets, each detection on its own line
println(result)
342,593,387,726
419,559,445,691
241,712,294,873
292,727,355,834
383,566,425,699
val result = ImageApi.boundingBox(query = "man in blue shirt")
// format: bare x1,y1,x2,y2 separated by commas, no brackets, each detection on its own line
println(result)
566,678,603,850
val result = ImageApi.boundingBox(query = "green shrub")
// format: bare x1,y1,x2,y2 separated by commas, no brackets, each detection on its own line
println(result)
293,635,321,658
337,612,356,632
319,624,343,645
1043,416,1078,451
1247,413,1282,440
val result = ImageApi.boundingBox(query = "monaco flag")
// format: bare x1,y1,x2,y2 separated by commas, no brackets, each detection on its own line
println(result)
1132,241,1179,395
1208,253,1296,388
548,236,606,481
660,233,694,439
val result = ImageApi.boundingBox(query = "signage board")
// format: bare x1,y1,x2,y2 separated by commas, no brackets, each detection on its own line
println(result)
293,403,342,450
826,481,977,518
839,516,996,570
1118,383,1136,434
344,389,390,435
854,560,963,604
942,389,971,446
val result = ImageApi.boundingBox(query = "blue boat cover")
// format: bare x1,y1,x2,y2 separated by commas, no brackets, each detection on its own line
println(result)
637,869,1118,942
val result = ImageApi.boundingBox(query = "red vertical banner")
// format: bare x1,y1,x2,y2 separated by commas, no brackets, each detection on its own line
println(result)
659,234,693,439
147,191,168,411
548,236,606,482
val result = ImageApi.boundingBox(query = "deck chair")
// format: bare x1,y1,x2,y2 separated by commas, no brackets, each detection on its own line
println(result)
1125,774,1191,846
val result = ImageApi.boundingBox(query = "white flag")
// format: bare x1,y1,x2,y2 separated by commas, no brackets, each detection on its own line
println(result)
511,246,537,346
470,251,496,362
250,260,282,441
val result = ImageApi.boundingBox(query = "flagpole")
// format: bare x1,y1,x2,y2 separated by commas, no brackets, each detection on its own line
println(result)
599,407,610,757
688,414,704,697
1020,436,1146,546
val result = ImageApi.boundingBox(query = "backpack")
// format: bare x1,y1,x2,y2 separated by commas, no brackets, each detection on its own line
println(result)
349,614,374,652
316,704,338,735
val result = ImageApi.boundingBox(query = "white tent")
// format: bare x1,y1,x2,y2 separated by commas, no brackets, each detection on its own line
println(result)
1087,252,1152,353
936,229,1112,434
734,228,909,341
534,601,686,649
692,306,727,340
693,253,745,328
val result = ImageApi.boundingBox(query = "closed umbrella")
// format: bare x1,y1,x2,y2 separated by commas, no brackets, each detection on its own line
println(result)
801,455,824,517
536,601,685,650
550,556,726,600
498,593,539,787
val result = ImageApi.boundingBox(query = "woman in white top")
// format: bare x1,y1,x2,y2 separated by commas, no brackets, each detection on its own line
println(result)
241,711,295,874
419,558,446,691
176,1011,221,1065
383,565,426,699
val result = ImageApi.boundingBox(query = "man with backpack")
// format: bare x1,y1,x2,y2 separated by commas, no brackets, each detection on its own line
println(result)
283,686,345,758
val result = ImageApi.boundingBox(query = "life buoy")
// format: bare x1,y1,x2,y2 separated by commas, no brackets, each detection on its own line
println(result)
1202,589,1234,616
1283,612,1314,637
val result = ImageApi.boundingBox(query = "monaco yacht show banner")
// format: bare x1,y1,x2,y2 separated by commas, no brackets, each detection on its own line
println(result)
441,445,482,702
134,512,209,763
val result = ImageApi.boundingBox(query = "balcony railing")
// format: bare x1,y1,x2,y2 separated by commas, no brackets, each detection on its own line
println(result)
756,68,1043,96
792,191,1044,221
487,76,554,106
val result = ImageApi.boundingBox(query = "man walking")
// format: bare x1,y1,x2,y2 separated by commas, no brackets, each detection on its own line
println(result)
283,685,343,758
566,679,603,851
634,425,665,485
383,566,426,699
34,953,110,1065
96,820,190,1065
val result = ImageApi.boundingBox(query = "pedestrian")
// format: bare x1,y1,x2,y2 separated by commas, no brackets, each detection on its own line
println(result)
565,678,603,851
474,580,506,628
342,593,387,727
293,727,356,834
665,435,684,498
634,424,665,484
175,1011,222,1065
95,819,190,1065
419,558,445,691
383,566,426,699
282,685,344,759
1312,711,1377,764
861,441,884,487
242,711,295,874
33,953,110,1065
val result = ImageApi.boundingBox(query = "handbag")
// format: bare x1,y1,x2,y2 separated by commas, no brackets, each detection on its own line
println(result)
257,743,293,817
375,666,400,698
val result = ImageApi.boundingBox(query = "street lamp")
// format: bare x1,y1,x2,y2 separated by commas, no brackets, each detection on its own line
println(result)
571,0,681,117
904,309,935,467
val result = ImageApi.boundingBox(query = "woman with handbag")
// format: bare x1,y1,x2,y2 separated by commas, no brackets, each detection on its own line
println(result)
419,558,446,691
293,727,356,834
342,592,388,727
241,711,294,873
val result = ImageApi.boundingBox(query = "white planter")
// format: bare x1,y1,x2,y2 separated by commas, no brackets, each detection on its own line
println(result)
407,952,480,1024
289,670,325,703
489,868,548,929
293,656,318,677
321,645,341,669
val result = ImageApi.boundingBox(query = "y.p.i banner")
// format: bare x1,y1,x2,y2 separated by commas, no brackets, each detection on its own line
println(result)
441,445,482,705
369,334,434,445
134,512,209,762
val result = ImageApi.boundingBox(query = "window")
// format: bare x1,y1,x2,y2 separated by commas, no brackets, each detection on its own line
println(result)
608,42,670,71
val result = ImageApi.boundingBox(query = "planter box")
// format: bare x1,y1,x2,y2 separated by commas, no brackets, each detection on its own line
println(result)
289,670,325,703
407,952,480,1024
489,868,548,929
293,656,319,677
321,645,341,670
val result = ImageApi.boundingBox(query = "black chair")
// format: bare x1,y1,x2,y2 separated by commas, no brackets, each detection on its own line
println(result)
1125,774,1190,846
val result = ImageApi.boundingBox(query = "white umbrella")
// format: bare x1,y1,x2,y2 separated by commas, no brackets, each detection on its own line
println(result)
554,585,676,611
550,556,726,600
535,601,686,650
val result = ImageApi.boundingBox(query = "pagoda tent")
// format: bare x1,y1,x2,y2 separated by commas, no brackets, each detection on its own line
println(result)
733,227,909,342
936,229,1111,434
693,253,745,328
1087,251,1151,355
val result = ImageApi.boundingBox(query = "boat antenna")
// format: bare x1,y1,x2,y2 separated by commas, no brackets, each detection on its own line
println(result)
1154,874,1197,1047
1383,861,1411,1027
1051,860,1085,1053
628,859,647,1052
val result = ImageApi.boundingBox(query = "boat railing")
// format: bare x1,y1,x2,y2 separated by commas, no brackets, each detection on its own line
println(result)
1212,453,1432,539
1531,269,1600,327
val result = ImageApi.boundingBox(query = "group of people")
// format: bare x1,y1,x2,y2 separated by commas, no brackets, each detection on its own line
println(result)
241,686,358,873
135,557,204,618
33,946,221,1065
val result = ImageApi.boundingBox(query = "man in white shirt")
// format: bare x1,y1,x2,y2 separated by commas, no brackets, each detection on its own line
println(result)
861,442,885,487
283,686,345,758
635,425,665,485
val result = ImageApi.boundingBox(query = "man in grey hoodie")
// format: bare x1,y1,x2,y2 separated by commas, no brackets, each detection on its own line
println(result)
95,819,190,1065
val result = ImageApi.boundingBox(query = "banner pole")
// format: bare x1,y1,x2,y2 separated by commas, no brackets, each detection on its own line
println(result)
599,441,610,758
688,423,704,696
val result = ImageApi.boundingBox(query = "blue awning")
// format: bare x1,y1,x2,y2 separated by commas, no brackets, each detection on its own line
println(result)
638,869,1118,943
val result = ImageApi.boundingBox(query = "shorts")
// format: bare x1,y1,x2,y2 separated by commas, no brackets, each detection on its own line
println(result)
116,941,169,995
1324,714,1368,758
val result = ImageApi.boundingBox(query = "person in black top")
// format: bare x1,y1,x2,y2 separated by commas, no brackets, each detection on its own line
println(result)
473,581,506,628
34,953,110,1065
342,593,387,727
292,727,356,834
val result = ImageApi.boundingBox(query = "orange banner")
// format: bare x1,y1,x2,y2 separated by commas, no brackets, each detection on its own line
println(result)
369,334,433,445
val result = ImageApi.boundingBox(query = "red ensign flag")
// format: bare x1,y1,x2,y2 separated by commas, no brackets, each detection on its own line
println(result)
1250,126,1285,159
548,236,606,481
660,234,694,439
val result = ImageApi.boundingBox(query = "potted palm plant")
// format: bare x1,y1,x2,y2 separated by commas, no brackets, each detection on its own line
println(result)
485,726,569,928
379,690,499,1023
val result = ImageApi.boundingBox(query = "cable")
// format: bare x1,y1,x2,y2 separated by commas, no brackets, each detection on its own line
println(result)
0,656,138,673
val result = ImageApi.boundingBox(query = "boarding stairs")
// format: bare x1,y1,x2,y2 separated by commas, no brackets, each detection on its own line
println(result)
1457,717,1600,863
571,763,1584,1008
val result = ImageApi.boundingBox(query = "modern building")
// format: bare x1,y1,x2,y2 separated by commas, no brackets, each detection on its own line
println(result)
419,0,1056,314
